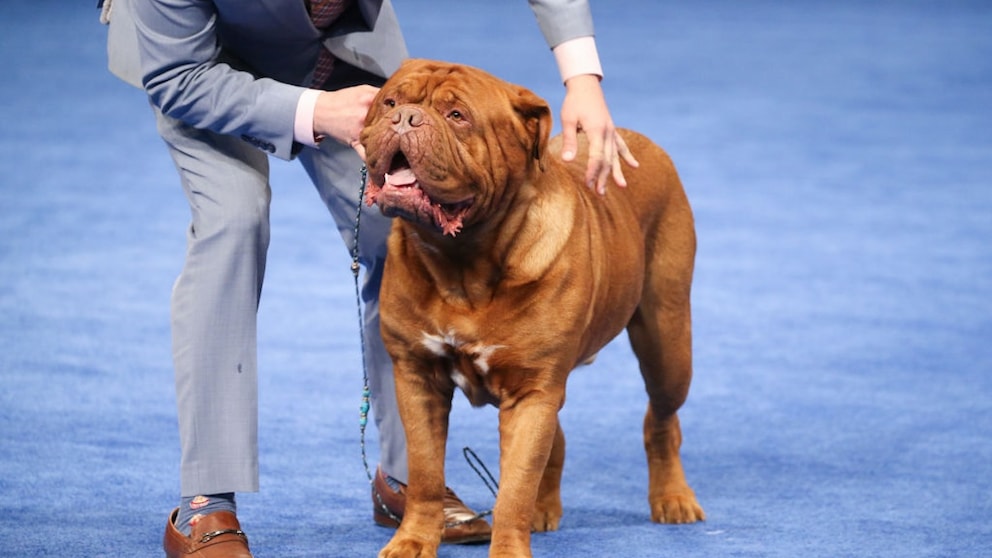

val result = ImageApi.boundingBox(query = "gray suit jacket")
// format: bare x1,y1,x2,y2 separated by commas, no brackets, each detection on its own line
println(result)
106,0,594,161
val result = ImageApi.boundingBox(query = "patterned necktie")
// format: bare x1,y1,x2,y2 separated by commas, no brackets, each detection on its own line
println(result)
309,0,352,87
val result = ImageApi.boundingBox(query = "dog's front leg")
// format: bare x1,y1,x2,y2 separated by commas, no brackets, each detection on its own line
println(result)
531,418,565,532
490,395,562,558
379,364,453,558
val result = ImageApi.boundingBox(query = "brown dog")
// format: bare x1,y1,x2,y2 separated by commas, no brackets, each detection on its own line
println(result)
360,59,704,558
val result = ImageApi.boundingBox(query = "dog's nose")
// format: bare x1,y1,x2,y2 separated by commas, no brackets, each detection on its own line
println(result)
391,106,425,134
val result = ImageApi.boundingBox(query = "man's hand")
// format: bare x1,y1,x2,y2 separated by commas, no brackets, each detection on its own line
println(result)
313,84,380,160
559,74,639,195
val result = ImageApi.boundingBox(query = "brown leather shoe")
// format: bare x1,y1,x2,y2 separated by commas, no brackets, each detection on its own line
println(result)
163,508,253,558
372,467,492,544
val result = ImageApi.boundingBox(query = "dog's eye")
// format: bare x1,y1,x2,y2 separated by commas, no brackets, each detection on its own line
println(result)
447,110,463,121
384,98,396,108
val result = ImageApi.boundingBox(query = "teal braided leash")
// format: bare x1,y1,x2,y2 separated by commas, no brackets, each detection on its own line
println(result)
349,165,397,521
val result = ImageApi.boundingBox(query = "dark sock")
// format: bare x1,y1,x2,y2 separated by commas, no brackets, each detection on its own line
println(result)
385,474,403,491
175,493,237,536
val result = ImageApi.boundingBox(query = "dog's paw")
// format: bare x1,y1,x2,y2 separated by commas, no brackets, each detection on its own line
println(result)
531,502,563,532
378,537,437,558
649,492,705,524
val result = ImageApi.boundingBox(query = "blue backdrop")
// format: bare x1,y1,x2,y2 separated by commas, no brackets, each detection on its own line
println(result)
1,1,990,556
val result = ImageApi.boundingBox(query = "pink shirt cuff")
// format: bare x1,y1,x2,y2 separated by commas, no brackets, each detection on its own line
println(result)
552,36,604,83
294,88,323,147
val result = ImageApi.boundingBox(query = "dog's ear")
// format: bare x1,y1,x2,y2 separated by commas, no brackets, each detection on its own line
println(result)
512,86,552,172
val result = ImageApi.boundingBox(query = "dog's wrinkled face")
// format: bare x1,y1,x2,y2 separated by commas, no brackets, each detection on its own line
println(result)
360,59,551,236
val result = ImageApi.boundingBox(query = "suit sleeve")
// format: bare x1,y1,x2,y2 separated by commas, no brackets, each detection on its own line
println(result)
131,0,305,160
527,0,595,48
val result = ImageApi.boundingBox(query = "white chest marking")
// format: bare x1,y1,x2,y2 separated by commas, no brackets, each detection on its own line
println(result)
420,330,503,375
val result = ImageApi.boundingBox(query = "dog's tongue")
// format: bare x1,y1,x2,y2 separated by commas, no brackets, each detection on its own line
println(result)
385,168,417,187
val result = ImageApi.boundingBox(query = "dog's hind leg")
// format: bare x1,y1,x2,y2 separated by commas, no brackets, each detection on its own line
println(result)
626,212,704,524
628,296,704,524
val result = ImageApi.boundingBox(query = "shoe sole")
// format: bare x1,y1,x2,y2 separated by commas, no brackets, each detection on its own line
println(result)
373,511,491,545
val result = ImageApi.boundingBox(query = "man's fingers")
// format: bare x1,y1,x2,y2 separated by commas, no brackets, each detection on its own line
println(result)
615,132,639,169
561,124,579,162
609,131,634,189
585,153,604,192
595,130,616,194
584,129,607,192
611,156,627,189
574,130,640,193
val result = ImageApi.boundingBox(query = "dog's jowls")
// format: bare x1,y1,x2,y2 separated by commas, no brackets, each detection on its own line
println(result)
361,59,704,558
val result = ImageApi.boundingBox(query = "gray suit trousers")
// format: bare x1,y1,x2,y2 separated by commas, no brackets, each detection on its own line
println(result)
155,107,407,497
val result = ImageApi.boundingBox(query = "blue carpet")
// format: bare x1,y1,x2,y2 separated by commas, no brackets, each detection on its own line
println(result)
1,1,990,556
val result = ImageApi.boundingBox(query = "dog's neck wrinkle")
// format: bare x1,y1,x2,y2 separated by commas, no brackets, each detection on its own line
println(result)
404,192,520,305
403,166,570,307
426,172,574,296
405,232,503,310
496,171,576,283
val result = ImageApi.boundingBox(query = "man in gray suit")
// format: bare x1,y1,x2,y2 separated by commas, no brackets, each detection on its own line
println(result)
103,0,634,556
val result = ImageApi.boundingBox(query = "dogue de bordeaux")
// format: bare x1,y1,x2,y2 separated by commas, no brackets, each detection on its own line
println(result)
360,59,704,558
